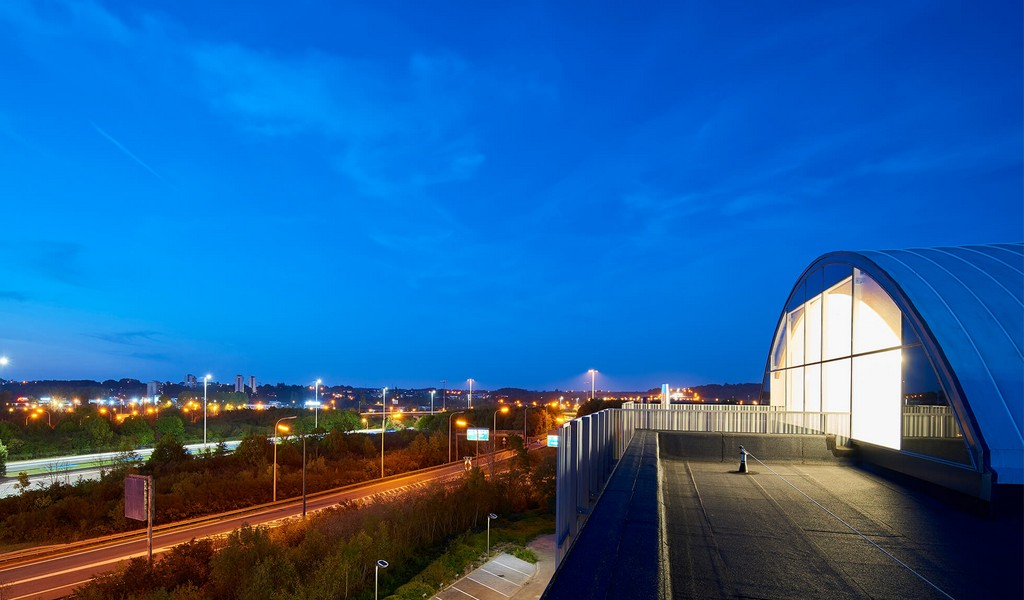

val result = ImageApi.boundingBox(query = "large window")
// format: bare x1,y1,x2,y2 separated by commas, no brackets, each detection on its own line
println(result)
764,264,971,464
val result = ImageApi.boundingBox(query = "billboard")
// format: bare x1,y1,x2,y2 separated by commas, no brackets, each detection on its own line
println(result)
547,434,559,447
466,428,489,441
124,475,149,521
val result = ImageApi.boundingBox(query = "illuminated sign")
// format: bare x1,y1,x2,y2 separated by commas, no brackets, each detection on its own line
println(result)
467,428,489,441
547,435,559,447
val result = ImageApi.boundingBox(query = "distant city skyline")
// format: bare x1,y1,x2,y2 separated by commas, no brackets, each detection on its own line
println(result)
0,2,1020,391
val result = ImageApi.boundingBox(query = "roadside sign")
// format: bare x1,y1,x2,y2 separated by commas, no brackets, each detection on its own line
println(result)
547,434,559,447
467,428,489,441
124,475,148,521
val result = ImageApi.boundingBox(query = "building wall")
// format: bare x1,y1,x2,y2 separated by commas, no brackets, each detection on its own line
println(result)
762,263,973,467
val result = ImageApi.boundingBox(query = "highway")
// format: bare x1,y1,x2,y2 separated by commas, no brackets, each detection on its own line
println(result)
0,452,513,600
0,443,241,498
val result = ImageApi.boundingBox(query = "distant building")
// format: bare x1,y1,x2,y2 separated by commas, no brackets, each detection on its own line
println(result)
146,380,161,398
184,374,197,388
234,375,244,393
249,375,257,393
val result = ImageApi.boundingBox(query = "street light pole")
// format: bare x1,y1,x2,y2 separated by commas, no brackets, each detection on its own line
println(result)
314,378,322,429
429,390,435,415
493,406,509,453
375,559,389,600
448,411,465,463
380,408,387,479
273,416,297,502
203,374,212,446
301,433,307,517
468,378,474,409
523,406,529,445
487,513,497,558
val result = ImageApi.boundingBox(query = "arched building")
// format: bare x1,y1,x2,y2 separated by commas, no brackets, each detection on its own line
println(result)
760,243,1022,498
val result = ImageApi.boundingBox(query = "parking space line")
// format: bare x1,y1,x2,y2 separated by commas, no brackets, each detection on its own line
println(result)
447,585,477,598
490,559,532,577
466,575,513,597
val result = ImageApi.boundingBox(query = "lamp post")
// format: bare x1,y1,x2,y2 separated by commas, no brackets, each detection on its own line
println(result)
301,431,307,517
203,374,212,446
27,409,51,427
467,378,474,409
588,369,597,400
273,416,297,502
374,559,389,600
429,390,436,415
487,513,498,558
380,409,388,479
523,405,529,445
493,406,509,453
313,378,322,429
447,411,465,463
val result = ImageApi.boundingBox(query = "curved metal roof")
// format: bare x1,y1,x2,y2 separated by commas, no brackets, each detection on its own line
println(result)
852,243,1024,484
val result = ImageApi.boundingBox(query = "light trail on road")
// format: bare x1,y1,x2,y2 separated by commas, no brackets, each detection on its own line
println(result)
0,450,521,600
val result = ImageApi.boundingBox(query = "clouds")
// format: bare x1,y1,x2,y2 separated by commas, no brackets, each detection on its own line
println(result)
191,42,492,198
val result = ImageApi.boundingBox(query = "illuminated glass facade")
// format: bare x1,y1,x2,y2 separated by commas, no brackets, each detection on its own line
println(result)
762,263,972,466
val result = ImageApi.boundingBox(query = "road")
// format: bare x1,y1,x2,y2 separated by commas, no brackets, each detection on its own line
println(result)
0,453,513,600
0,443,240,498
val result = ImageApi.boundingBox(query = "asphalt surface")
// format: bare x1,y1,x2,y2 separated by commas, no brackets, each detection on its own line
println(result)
0,443,240,498
0,454,512,600
546,431,1023,600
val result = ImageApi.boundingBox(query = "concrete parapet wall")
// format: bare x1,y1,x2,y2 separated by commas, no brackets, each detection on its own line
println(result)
657,431,848,463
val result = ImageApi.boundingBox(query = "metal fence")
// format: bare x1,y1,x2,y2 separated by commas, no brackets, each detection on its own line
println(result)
554,404,852,565
903,405,962,439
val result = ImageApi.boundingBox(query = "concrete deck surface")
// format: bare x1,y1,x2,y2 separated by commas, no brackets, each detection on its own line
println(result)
545,431,1023,599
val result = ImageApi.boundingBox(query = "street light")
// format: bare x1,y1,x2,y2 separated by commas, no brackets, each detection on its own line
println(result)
487,513,498,558
374,559,389,600
380,409,401,478
493,405,510,453
467,378,474,409
523,405,529,445
273,416,297,502
301,430,308,517
203,374,212,446
429,390,436,415
313,378,322,429
447,411,465,463
588,369,597,400
27,409,50,427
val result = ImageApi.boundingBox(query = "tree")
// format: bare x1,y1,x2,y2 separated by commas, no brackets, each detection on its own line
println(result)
148,434,189,473
119,416,154,448
0,437,7,477
155,415,185,440
234,434,269,477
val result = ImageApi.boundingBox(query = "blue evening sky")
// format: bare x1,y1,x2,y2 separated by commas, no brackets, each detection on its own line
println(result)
0,1,1020,391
